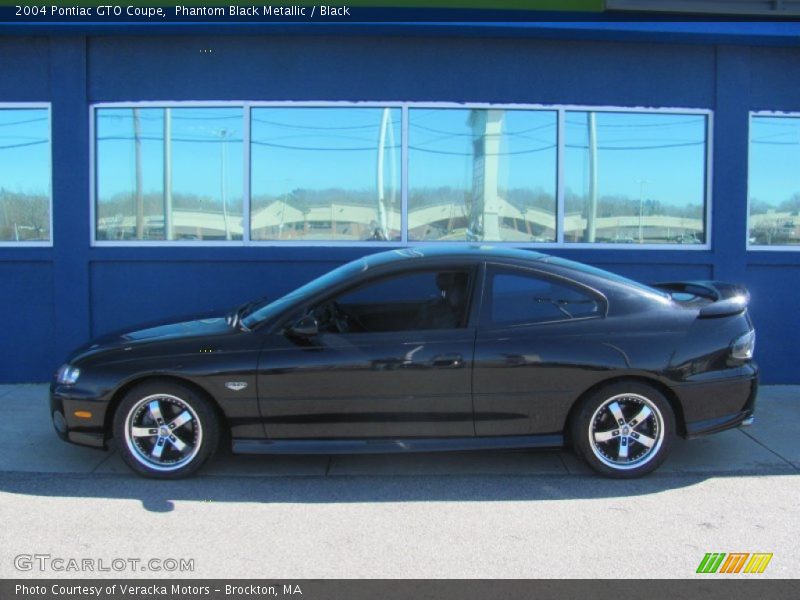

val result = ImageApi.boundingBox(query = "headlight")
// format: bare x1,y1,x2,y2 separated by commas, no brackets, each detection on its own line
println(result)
731,330,755,360
55,364,81,385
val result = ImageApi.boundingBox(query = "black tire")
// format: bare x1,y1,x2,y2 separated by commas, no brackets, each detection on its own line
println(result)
570,381,675,479
112,380,219,479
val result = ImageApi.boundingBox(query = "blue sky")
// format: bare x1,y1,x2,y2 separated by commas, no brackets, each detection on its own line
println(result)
4,107,798,212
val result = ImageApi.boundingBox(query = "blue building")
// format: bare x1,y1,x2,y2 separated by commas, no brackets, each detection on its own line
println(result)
1,20,799,383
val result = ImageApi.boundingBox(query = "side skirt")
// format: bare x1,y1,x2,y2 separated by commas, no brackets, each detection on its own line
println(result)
232,434,564,455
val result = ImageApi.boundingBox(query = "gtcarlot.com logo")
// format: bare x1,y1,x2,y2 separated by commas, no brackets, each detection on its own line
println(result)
14,554,194,573
697,552,773,574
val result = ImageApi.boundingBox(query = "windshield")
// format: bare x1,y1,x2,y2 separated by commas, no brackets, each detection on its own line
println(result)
241,259,369,329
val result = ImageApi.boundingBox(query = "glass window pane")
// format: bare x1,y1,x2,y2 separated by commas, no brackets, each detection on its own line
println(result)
408,108,556,242
564,111,707,245
96,107,244,241
486,268,599,327
329,269,471,332
0,108,50,242
749,115,800,247
250,107,401,242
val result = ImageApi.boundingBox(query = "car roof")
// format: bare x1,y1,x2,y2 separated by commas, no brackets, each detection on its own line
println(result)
362,244,548,268
359,244,668,303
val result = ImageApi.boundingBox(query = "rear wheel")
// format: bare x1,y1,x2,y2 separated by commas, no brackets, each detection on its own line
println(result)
113,380,219,479
571,382,675,478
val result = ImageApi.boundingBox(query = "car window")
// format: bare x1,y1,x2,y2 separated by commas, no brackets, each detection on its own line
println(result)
314,269,473,333
342,272,440,305
484,267,600,327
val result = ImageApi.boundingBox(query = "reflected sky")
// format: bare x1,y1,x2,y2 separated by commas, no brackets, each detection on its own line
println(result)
0,108,51,241
92,106,710,204
0,108,50,195
565,111,707,207
96,107,243,206
251,107,400,199
749,116,800,210
409,108,557,193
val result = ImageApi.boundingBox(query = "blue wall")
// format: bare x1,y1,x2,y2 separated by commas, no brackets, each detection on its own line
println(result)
1,33,799,383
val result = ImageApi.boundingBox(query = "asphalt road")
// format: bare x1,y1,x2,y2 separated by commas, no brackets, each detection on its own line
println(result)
0,384,798,579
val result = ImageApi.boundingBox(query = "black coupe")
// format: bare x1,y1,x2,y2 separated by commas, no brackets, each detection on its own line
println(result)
50,246,758,478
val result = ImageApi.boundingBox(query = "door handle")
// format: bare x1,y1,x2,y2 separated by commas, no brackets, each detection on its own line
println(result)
431,353,463,368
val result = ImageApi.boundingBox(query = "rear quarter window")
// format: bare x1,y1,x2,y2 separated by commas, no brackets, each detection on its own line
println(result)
485,268,601,327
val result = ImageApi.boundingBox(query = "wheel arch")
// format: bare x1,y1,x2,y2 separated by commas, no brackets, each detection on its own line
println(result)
564,375,687,442
104,375,228,442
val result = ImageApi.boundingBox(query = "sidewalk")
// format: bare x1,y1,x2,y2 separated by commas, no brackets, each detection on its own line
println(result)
1,383,797,477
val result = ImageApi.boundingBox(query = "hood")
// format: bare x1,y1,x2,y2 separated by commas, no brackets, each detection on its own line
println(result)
120,316,232,342
68,313,234,363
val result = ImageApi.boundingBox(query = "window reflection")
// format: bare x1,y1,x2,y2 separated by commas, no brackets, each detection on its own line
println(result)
0,108,50,242
250,107,401,241
749,115,800,246
487,268,599,326
90,104,715,247
95,107,244,241
408,109,557,242
564,112,707,245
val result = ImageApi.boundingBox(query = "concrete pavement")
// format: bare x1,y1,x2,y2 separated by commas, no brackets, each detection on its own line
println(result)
0,384,797,578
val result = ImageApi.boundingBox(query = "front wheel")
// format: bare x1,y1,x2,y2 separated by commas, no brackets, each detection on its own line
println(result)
113,380,219,479
571,382,675,478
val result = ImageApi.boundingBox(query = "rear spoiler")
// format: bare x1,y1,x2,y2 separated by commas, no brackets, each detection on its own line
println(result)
652,280,750,318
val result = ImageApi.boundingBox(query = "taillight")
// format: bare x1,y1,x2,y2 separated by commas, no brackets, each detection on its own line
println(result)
731,330,755,360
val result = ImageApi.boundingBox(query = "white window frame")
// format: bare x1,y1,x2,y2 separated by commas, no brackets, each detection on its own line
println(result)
747,110,800,252
0,102,53,248
89,101,713,250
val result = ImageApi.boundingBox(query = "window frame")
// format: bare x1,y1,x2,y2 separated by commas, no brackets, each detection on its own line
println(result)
0,102,53,248
89,101,713,250
747,110,800,252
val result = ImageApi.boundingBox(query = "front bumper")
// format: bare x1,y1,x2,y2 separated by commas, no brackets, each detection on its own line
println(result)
49,383,110,449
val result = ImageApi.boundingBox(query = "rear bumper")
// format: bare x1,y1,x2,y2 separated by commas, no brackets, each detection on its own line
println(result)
49,383,109,449
680,364,758,439
685,409,755,438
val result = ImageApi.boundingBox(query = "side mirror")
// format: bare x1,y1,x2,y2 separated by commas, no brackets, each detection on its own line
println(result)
287,315,319,338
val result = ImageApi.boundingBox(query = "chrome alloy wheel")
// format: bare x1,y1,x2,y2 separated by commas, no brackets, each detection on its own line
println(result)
123,393,203,472
588,393,665,470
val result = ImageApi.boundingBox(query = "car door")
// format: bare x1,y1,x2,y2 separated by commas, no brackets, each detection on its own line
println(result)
473,264,611,437
257,265,479,439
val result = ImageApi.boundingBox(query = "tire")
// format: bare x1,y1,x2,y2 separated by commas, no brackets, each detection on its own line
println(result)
113,380,219,479
570,381,675,479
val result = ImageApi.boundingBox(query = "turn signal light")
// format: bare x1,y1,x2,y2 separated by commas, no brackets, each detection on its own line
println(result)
73,410,92,419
